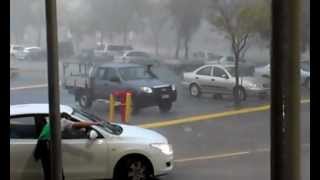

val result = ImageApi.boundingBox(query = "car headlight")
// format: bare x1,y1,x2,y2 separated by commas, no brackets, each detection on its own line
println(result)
171,84,176,91
140,87,153,93
247,82,260,89
151,143,173,155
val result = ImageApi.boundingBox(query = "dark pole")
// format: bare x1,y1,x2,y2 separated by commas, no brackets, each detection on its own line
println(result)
271,0,301,180
45,0,62,180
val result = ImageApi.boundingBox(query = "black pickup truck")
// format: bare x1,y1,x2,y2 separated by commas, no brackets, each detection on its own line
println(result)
63,62,177,113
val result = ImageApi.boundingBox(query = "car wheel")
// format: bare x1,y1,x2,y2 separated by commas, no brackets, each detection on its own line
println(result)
233,86,247,101
189,84,201,97
78,93,92,108
305,78,310,89
158,102,172,113
115,157,152,180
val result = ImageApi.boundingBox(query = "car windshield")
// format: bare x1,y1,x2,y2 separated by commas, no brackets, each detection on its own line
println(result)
118,67,156,81
72,108,122,135
225,66,255,77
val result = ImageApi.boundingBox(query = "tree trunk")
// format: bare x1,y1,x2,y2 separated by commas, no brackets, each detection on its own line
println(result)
100,31,104,44
184,38,189,60
108,31,114,43
155,37,159,56
175,35,181,59
153,31,160,56
234,51,240,106
38,26,42,47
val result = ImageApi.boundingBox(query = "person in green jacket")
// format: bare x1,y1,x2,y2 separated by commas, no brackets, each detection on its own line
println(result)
34,113,100,180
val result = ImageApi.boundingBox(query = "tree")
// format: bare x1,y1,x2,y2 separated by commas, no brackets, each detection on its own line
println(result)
90,0,145,45
168,0,205,59
62,0,96,51
208,0,267,105
29,0,46,47
10,0,35,44
142,0,170,56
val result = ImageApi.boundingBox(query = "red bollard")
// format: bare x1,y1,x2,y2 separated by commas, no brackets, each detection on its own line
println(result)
111,90,131,123
119,91,126,123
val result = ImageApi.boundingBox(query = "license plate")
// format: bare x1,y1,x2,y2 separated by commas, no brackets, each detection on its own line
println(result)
161,94,170,99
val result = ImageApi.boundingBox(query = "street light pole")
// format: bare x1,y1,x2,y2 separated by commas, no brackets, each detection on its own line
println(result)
44,0,62,180
271,0,301,180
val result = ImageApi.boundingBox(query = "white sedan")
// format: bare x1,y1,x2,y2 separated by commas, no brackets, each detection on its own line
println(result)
119,51,159,66
10,104,173,180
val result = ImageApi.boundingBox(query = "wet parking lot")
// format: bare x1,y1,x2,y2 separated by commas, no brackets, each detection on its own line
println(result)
10,60,310,180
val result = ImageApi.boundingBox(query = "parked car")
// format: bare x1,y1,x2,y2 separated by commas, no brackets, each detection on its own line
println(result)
192,51,222,62
182,64,270,100
63,62,177,113
10,103,173,180
94,43,133,59
205,55,247,65
119,51,159,66
24,46,43,60
10,45,26,60
77,48,95,62
107,44,133,58
255,61,310,88
300,60,310,89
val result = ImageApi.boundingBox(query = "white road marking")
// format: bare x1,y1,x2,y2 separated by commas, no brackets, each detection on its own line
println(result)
174,144,310,163
174,151,251,163
10,84,48,91
10,82,62,91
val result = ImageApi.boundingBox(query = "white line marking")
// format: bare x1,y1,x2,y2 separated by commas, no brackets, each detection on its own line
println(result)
10,84,48,91
174,151,250,163
174,144,310,163
10,82,62,91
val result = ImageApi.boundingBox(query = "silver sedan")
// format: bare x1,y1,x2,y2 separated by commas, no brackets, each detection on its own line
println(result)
182,64,270,100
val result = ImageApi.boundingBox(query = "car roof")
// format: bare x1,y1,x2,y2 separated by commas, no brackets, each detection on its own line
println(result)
10,104,74,116
99,63,142,68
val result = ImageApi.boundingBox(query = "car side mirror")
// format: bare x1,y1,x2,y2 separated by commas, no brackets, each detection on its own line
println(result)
110,76,120,83
88,130,98,140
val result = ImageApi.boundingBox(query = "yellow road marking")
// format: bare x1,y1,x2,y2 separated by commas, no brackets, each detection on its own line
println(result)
139,99,310,129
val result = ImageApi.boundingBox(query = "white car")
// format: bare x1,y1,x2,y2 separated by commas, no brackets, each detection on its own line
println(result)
10,45,26,60
255,62,310,88
205,55,247,65
10,104,173,180
120,51,159,65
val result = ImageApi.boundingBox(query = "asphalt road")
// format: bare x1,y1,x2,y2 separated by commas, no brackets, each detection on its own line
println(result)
10,60,310,180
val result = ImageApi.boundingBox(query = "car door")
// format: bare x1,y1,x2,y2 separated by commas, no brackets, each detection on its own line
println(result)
194,66,214,93
212,66,232,93
61,123,109,179
94,67,122,99
10,115,42,180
